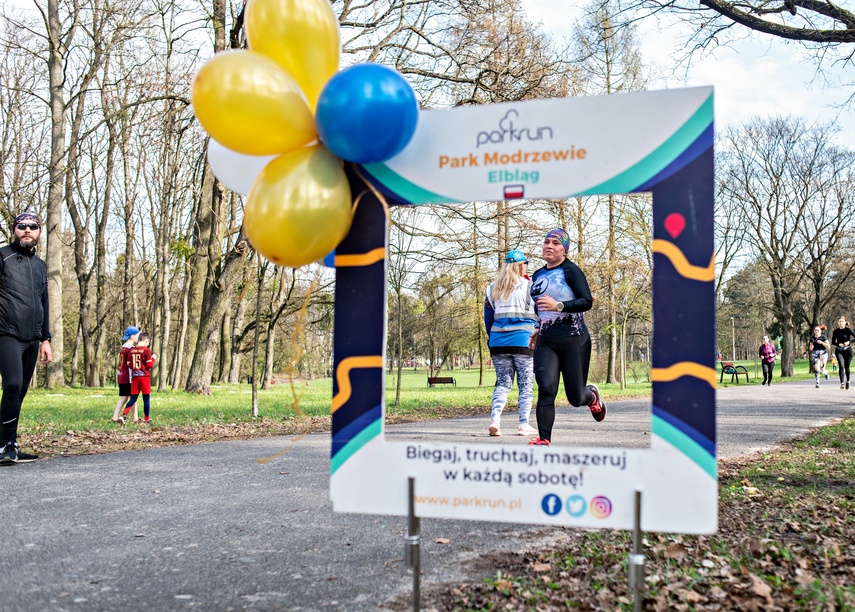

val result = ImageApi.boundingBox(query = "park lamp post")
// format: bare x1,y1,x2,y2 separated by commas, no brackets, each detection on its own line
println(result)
731,316,735,361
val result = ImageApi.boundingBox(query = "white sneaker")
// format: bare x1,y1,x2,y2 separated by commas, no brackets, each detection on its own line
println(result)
488,422,501,437
518,423,537,436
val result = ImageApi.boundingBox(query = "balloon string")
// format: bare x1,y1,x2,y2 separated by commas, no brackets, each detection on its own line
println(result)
256,277,319,464
349,164,392,227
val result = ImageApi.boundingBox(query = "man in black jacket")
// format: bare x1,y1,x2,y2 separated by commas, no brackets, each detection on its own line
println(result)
0,212,52,465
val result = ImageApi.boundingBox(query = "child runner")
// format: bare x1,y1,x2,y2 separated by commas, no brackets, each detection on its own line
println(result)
831,316,855,390
125,331,157,423
111,326,139,424
807,326,830,388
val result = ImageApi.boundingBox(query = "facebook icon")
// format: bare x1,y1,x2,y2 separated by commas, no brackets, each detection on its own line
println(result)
541,494,562,516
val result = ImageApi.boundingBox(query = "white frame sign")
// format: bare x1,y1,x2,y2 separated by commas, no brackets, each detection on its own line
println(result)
329,87,717,534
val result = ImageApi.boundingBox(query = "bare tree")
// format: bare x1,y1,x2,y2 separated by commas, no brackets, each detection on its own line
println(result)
615,0,855,45
574,0,647,383
718,116,855,376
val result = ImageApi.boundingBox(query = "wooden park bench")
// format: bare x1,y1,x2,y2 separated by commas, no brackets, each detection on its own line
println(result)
719,361,749,384
427,376,457,387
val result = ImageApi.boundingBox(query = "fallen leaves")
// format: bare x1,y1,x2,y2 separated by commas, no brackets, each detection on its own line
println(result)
395,421,855,611
25,417,335,457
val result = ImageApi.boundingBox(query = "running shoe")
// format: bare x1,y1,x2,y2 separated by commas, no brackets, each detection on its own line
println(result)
587,384,607,422
15,446,38,463
842,383,846,390
847,382,851,390
488,422,501,437
518,423,537,436
528,437,551,446
0,442,18,465
144,416,150,423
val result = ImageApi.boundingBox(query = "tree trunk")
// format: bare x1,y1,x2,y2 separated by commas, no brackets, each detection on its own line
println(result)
228,280,250,383
263,326,275,390
606,194,617,383
218,310,231,382
184,234,252,394
44,0,67,388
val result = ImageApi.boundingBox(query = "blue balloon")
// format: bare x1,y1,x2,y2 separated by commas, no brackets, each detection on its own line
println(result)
316,64,419,164
322,251,335,268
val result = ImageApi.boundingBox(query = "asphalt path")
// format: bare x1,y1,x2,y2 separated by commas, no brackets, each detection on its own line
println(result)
2,379,853,611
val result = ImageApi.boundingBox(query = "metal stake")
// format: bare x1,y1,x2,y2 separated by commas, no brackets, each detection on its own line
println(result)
404,477,421,611
629,490,645,612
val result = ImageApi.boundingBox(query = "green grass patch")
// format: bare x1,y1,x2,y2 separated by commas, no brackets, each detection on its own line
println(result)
21,367,656,434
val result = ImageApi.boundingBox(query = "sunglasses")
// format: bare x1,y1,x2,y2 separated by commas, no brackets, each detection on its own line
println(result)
16,223,40,231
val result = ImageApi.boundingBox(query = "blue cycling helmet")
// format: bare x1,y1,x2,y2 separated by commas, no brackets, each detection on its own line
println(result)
505,250,527,263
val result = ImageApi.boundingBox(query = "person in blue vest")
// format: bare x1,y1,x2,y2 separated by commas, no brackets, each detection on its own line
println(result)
527,229,605,446
0,212,52,465
484,250,538,437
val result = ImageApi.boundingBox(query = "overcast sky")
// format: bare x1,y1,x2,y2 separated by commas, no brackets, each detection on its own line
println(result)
522,0,855,143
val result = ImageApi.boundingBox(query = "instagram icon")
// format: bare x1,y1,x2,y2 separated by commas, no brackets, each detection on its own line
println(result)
589,496,612,519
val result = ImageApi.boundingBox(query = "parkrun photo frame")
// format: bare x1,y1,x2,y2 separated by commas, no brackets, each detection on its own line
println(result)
329,87,717,534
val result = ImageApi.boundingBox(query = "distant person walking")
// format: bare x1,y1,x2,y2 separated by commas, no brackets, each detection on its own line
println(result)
758,335,777,386
125,331,157,423
484,250,537,437
111,326,140,424
808,326,830,388
0,213,52,466
527,228,604,447
831,316,855,390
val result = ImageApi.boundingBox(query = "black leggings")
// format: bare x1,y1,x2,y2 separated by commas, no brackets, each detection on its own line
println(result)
835,347,852,383
762,361,774,384
0,336,40,445
533,333,593,442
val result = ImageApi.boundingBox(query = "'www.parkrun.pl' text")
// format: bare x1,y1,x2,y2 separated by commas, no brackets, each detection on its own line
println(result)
405,445,627,488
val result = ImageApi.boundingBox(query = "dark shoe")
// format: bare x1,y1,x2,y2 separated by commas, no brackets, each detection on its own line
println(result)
0,442,19,465
16,446,38,463
847,382,850,390
528,437,551,446
587,384,606,422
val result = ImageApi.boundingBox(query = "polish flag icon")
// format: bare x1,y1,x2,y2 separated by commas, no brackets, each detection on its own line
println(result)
503,184,525,199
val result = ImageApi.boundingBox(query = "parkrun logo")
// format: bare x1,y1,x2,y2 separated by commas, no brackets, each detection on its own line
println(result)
540,494,613,519
476,109,554,148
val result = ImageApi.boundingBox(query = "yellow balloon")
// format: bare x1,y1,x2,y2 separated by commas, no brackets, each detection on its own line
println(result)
246,0,340,111
191,50,316,156
245,145,353,268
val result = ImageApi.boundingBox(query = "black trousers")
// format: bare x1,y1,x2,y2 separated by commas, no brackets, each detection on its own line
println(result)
835,347,852,383
0,335,40,445
761,361,774,384
533,333,593,442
